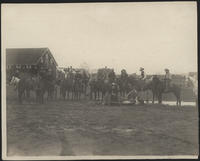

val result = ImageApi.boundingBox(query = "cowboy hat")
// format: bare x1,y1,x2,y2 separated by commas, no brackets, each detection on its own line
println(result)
165,68,169,72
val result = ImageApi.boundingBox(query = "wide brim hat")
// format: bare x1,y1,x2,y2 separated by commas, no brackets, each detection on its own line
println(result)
165,68,169,72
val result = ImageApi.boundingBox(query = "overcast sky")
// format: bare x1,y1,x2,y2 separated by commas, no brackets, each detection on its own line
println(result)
2,2,197,74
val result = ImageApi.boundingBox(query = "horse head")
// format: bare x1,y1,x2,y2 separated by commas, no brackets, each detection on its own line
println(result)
185,76,197,88
10,76,20,86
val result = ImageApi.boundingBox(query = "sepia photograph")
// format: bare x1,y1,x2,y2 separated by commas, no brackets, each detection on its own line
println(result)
1,2,198,160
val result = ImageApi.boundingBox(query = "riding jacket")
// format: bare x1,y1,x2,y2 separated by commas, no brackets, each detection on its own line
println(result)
165,73,172,80
140,71,146,80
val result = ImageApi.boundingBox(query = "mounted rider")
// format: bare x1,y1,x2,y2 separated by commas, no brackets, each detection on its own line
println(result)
102,66,109,81
139,67,146,81
111,82,119,103
138,67,147,103
164,68,172,91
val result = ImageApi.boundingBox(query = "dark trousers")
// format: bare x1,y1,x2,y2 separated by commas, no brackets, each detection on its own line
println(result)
165,79,171,90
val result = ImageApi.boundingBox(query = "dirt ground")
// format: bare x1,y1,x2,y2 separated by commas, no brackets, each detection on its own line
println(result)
6,96,199,156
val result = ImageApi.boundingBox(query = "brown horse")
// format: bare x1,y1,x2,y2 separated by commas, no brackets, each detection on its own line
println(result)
34,76,56,104
17,74,39,103
89,74,99,100
144,76,182,106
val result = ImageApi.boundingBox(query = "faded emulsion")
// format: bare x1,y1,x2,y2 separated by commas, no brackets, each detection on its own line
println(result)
1,2,198,160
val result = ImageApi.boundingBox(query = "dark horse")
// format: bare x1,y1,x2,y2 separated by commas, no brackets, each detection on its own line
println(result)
117,77,130,98
17,74,40,103
17,77,33,103
60,71,74,100
144,76,182,106
73,77,83,100
89,74,111,101
89,74,99,100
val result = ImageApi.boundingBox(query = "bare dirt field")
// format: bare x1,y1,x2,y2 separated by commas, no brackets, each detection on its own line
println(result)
5,86,199,156
6,101,198,156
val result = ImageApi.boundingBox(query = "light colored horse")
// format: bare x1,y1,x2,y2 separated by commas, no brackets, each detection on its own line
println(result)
10,76,20,90
188,76,198,96
186,75,198,105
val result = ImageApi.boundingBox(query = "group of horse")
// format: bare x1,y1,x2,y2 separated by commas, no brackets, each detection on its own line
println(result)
8,69,197,106
89,73,183,106
9,72,57,103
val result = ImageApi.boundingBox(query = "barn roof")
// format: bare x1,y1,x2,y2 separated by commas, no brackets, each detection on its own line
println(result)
6,48,58,66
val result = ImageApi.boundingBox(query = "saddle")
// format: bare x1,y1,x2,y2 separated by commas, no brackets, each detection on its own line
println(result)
164,81,171,92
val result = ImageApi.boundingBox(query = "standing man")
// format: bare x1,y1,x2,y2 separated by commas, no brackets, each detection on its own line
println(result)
139,67,147,103
164,68,172,91
139,67,146,81
121,69,128,81
108,69,116,83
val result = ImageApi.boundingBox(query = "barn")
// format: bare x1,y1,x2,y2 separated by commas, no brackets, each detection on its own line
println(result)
6,48,58,80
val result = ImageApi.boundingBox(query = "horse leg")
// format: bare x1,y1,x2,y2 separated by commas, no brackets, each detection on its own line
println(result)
48,90,51,101
26,90,30,103
146,91,149,104
158,93,162,104
90,90,93,100
62,89,66,100
38,90,42,103
94,91,96,100
77,91,79,100
39,90,43,104
51,88,54,101
46,89,49,101
96,91,98,100
98,90,100,100
36,90,40,103
79,90,81,100
41,91,44,104
102,91,105,102
76,91,78,101
85,85,87,98
152,92,155,104
178,96,181,107
78,90,80,100
174,92,181,107
66,89,68,100
59,87,62,100
55,87,57,100
50,89,54,101
18,90,23,104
